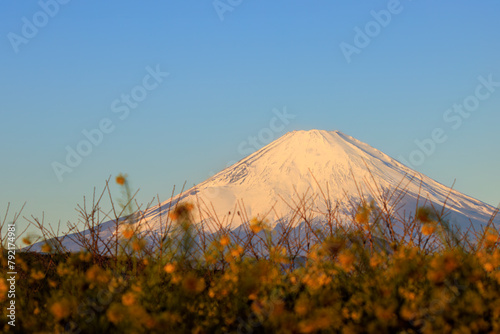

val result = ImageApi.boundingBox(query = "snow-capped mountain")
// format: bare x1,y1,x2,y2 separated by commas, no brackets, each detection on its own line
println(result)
139,129,496,230
35,130,498,251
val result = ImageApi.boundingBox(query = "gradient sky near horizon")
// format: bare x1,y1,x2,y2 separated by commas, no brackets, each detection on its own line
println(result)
1,0,499,238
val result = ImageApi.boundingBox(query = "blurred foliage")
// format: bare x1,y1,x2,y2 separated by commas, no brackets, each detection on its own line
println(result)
1,175,499,333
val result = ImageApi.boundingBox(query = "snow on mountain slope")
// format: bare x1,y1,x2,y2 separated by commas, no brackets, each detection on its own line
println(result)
139,129,496,233
32,130,498,251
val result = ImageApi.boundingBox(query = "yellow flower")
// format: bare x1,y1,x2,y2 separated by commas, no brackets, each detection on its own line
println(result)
85,265,110,285
132,239,146,252
41,243,52,253
484,262,494,272
421,223,436,236
250,225,262,234
78,252,92,262
355,209,369,224
294,298,309,316
122,292,136,306
374,304,395,321
171,274,182,284
400,306,415,321
316,273,332,286
116,174,126,185
17,258,28,271
50,299,73,321
31,270,45,280
485,230,498,247
355,201,376,225
107,304,125,324
204,253,216,265
442,252,459,273
169,202,194,221
249,218,264,234
57,264,72,276
416,206,436,223
164,263,176,274
486,233,498,243
338,252,356,272
351,311,362,321
370,254,383,268
230,246,243,258
182,273,206,294
427,267,445,283
220,235,230,247
251,300,265,316
299,311,332,334
122,227,134,239
0,280,7,302
299,321,316,334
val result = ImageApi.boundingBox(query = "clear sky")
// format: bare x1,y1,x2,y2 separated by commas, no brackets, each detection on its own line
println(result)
1,0,499,238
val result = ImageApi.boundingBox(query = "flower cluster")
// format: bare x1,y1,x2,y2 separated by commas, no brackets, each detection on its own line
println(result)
4,182,500,333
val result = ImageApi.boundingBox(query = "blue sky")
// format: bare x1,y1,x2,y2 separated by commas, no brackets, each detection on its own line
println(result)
1,0,499,238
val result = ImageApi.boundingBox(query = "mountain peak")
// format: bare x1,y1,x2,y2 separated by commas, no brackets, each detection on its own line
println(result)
141,129,496,231
46,129,499,251
286,129,343,137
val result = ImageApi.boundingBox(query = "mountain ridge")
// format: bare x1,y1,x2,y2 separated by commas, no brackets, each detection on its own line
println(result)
141,129,496,232
31,129,498,252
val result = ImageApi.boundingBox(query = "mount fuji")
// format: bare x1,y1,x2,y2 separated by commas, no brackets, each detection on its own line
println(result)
37,130,499,251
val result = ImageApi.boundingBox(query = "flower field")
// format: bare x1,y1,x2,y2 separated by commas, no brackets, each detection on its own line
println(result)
1,176,499,333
